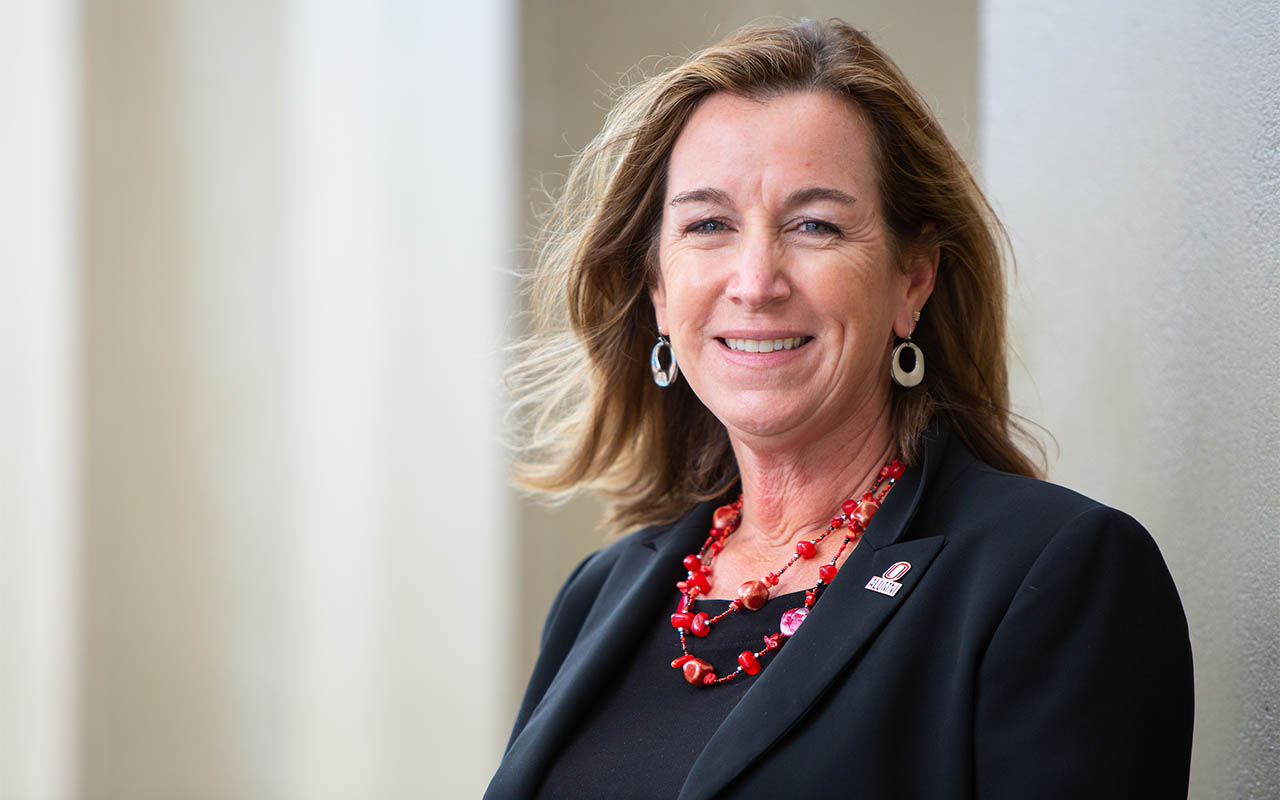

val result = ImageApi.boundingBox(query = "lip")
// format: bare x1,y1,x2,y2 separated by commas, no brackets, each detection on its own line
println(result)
714,329,812,340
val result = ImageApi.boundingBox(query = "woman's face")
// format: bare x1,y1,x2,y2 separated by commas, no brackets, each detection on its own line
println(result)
651,91,935,448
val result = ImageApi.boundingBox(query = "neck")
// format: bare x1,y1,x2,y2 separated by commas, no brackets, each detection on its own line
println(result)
730,403,897,551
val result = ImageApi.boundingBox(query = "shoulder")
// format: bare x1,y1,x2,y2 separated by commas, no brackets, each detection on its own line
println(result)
538,513,690,643
921,455,1162,573
904,445,1187,640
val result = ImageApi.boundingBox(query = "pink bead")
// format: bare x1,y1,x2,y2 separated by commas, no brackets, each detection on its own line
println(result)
780,607,808,637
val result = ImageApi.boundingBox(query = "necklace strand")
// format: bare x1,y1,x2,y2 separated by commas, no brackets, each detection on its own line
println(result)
670,457,905,686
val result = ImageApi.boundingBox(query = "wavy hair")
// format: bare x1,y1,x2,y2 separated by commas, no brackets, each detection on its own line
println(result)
507,18,1042,532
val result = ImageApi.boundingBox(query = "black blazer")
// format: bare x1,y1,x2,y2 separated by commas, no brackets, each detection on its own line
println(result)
487,423,1194,799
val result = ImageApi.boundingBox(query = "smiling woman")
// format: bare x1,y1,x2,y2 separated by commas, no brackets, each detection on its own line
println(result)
492,18,1193,800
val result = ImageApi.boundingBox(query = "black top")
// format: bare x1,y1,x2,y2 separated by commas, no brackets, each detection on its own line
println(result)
535,588,809,799
489,421,1193,799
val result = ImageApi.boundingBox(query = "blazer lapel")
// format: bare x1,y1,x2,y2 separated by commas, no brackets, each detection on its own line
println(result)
495,499,718,797
679,424,952,800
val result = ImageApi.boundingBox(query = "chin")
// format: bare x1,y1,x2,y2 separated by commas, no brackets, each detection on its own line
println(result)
712,403,809,442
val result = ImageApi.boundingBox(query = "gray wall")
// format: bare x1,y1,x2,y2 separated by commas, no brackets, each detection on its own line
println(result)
982,1,1279,795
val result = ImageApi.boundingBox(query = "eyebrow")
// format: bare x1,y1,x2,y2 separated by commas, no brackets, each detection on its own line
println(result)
668,187,731,207
667,186,857,208
785,186,858,207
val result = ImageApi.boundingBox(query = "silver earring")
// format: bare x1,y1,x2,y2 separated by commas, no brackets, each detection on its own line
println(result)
891,337,924,388
651,334,679,387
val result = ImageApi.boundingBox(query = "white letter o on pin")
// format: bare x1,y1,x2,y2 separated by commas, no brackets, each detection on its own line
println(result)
883,561,911,581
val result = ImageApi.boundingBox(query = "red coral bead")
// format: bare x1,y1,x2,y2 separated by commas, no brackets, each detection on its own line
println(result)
712,505,738,530
763,632,781,650
690,612,711,637
738,650,761,675
886,461,905,478
737,580,770,611
830,516,845,529
853,503,877,529
671,654,694,668
796,540,817,558
670,612,693,629
683,554,702,571
687,571,711,595
767,572,780,586
702,673,718,685
819,564,838,582
682,658,713,685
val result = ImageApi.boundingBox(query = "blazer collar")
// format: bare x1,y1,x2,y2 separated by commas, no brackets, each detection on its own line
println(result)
493,496,720,797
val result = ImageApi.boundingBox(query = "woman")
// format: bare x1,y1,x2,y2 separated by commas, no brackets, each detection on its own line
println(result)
489,19,1193,799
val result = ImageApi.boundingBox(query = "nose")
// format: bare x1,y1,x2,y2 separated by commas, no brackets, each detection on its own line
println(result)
725,231,790,310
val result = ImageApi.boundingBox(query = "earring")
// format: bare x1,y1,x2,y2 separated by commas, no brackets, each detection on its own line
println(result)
891,314,924,388
651,334,679,387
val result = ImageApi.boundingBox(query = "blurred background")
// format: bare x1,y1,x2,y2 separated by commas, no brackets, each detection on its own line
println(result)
2,1,1276,798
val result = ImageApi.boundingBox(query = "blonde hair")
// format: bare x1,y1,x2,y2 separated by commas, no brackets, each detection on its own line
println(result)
507,18,1042,532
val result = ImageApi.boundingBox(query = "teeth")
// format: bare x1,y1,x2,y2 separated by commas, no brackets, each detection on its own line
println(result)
724,337,808,353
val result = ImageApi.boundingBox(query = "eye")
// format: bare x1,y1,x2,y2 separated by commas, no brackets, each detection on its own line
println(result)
687,219,728,234
798,219,841,235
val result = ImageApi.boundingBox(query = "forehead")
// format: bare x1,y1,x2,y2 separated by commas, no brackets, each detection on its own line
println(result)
664,91,878,203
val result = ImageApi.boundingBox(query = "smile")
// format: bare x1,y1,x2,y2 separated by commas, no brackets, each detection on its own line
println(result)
718,336,812,353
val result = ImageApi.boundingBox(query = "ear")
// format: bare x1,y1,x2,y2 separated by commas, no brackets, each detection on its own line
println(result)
894,239,938,338
649,273,668,334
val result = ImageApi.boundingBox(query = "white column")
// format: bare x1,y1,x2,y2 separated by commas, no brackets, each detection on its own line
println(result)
282,1,515,795
980,1,1280,795
0,2,79,799
77,1,516,797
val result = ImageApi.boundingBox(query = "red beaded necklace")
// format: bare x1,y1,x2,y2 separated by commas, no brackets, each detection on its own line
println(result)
670,457,905,686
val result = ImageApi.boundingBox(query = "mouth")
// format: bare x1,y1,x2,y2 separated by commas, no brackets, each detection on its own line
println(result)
717,336,813,354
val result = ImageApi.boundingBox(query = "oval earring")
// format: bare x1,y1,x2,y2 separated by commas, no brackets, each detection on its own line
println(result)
651,334,680,387
891,339,924,388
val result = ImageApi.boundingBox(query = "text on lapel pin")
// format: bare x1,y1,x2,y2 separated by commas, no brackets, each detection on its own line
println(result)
865,561,911,597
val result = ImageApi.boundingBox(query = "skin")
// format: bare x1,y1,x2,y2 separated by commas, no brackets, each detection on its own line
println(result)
650,91,937,597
